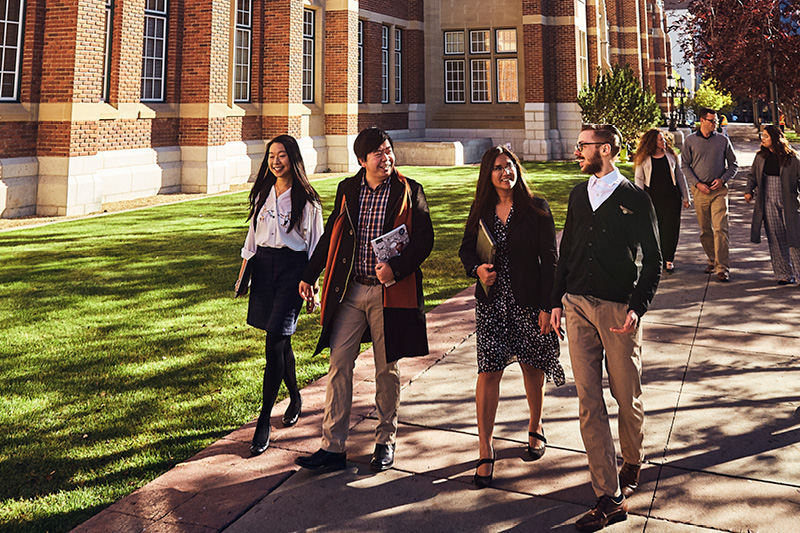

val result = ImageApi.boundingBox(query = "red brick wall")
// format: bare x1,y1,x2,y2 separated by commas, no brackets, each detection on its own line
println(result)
359,112,408,131
405,29,424,104
360,0,409,20
362,21,383,104
0,123,38,157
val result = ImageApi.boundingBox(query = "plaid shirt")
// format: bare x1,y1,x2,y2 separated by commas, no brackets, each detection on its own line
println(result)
354,174,392,278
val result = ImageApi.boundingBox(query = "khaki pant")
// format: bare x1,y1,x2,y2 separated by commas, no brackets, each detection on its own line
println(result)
321,281,400,453
692,185,730,274
563,293,645,498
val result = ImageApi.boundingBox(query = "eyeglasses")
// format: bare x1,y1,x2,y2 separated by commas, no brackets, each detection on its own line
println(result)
575,142,607,152
492,164,515,173
701,117,719,125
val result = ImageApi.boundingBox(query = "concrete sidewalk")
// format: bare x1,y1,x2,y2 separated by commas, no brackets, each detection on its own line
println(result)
74,144,800,532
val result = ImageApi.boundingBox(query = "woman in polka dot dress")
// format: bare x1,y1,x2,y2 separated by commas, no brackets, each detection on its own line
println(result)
459,146,564,488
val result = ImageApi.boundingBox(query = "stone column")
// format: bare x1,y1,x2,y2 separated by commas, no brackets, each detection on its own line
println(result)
36,0,105,216
522,0,582,160
324,0,359,172
178,0,238,194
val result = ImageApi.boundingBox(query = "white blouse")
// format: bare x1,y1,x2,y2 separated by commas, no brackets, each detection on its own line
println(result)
241,187,324,260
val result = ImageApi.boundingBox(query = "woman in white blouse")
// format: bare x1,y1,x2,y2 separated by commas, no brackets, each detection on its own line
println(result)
236,135,324,455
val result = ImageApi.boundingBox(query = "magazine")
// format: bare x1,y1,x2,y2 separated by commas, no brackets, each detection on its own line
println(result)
371,224,410,287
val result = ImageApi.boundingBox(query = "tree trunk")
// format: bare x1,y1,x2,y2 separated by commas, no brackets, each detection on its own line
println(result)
753,97,760,129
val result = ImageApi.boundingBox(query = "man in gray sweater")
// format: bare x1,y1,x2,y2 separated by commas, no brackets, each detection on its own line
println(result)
681,107,738,281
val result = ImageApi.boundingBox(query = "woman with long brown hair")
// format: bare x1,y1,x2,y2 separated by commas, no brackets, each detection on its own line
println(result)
634,129,690,273
235,135,324,455
459,146,564,488
745,125,800,284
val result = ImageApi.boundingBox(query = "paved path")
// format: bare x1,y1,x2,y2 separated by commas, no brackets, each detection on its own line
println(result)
74,142,800,532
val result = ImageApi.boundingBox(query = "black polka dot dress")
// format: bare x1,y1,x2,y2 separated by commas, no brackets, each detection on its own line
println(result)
476,208,565,385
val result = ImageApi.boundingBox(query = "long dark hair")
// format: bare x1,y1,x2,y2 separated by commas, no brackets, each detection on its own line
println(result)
465,146,544,233
757,124,797,167
633,128,676,167
247,135,321,232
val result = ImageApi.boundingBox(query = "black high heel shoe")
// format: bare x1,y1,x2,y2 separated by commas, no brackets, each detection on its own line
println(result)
282,396,302,427
473,450,495,489
250,420,271,456
527,429,547,461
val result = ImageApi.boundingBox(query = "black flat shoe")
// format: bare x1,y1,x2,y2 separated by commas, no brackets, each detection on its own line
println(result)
295,448,347,471
249,425,271,456
282,397,302,427
473,451,495,489
778,279,792,285
527,430,546,461
370,443,395,471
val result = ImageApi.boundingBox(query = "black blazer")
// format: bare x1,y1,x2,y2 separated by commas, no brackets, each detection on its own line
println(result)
459,197,557,310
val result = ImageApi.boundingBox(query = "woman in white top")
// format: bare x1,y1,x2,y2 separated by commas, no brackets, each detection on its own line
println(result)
634,129,691,273
236,135,324,455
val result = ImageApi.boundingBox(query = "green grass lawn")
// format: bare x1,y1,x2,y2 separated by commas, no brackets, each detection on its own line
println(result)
0,160,622,532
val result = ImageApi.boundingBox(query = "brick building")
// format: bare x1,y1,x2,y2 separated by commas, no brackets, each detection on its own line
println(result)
0,0,671,218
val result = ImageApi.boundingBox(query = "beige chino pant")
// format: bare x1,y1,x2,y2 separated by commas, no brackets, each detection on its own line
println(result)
563,293,645,498
692,184,730,274
321,281,400,453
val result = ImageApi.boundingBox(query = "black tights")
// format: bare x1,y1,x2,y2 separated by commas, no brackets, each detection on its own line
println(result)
252,332,300,444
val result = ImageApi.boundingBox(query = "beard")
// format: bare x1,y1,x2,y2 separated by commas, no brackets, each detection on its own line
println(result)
581,151,603,175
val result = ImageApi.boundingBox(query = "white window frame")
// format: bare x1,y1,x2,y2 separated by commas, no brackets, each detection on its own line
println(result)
381,25,389,103
578,29,589,88
444,59,465,103
469,30,490,54
496,58,518,103
233,0,252,103
0,0,26,101
470,59,490,103
358,20,363,103
302,9,314,103
102,1,114,102
495,28,517,53
141,0,168,102
394,28,402,103
444,31,464,55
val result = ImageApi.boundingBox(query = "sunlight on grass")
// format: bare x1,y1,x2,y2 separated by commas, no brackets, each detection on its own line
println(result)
0,160,592,532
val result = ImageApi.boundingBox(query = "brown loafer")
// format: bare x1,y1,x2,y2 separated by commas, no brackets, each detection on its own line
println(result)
575,495,628,532
717,271,730,282
618,462,641,497
704,264,715,273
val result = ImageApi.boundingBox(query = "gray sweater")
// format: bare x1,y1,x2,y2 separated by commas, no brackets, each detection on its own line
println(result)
681,131,738,187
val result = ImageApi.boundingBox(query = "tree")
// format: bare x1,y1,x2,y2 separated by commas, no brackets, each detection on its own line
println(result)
577,64,662,150
676,0,800,124
688,78,734,116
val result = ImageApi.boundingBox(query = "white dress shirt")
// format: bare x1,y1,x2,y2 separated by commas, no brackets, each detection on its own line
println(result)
241,187,324,260
587,168,625,211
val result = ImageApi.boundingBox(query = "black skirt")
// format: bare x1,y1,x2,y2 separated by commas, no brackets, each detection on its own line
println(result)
247,246,308,335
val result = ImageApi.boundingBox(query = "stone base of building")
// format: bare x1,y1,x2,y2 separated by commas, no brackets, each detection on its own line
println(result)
1,141,266,218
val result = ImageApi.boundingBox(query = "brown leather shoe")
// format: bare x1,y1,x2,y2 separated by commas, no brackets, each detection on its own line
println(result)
716,271,730,282
575,495,628,532
704,264,715,273
618,462,641,497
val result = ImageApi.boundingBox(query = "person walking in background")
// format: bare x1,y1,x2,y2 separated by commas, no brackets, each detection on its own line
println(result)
551,125,661,532
295,127,434,473
634,129,691,273
459,146,565,489
236,135,324,456
681,107,738,282
744,125,800,285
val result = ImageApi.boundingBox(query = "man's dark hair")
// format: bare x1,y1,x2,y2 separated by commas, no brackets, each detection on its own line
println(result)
699,107,717,118
581,124,622,157
353,127,393,162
